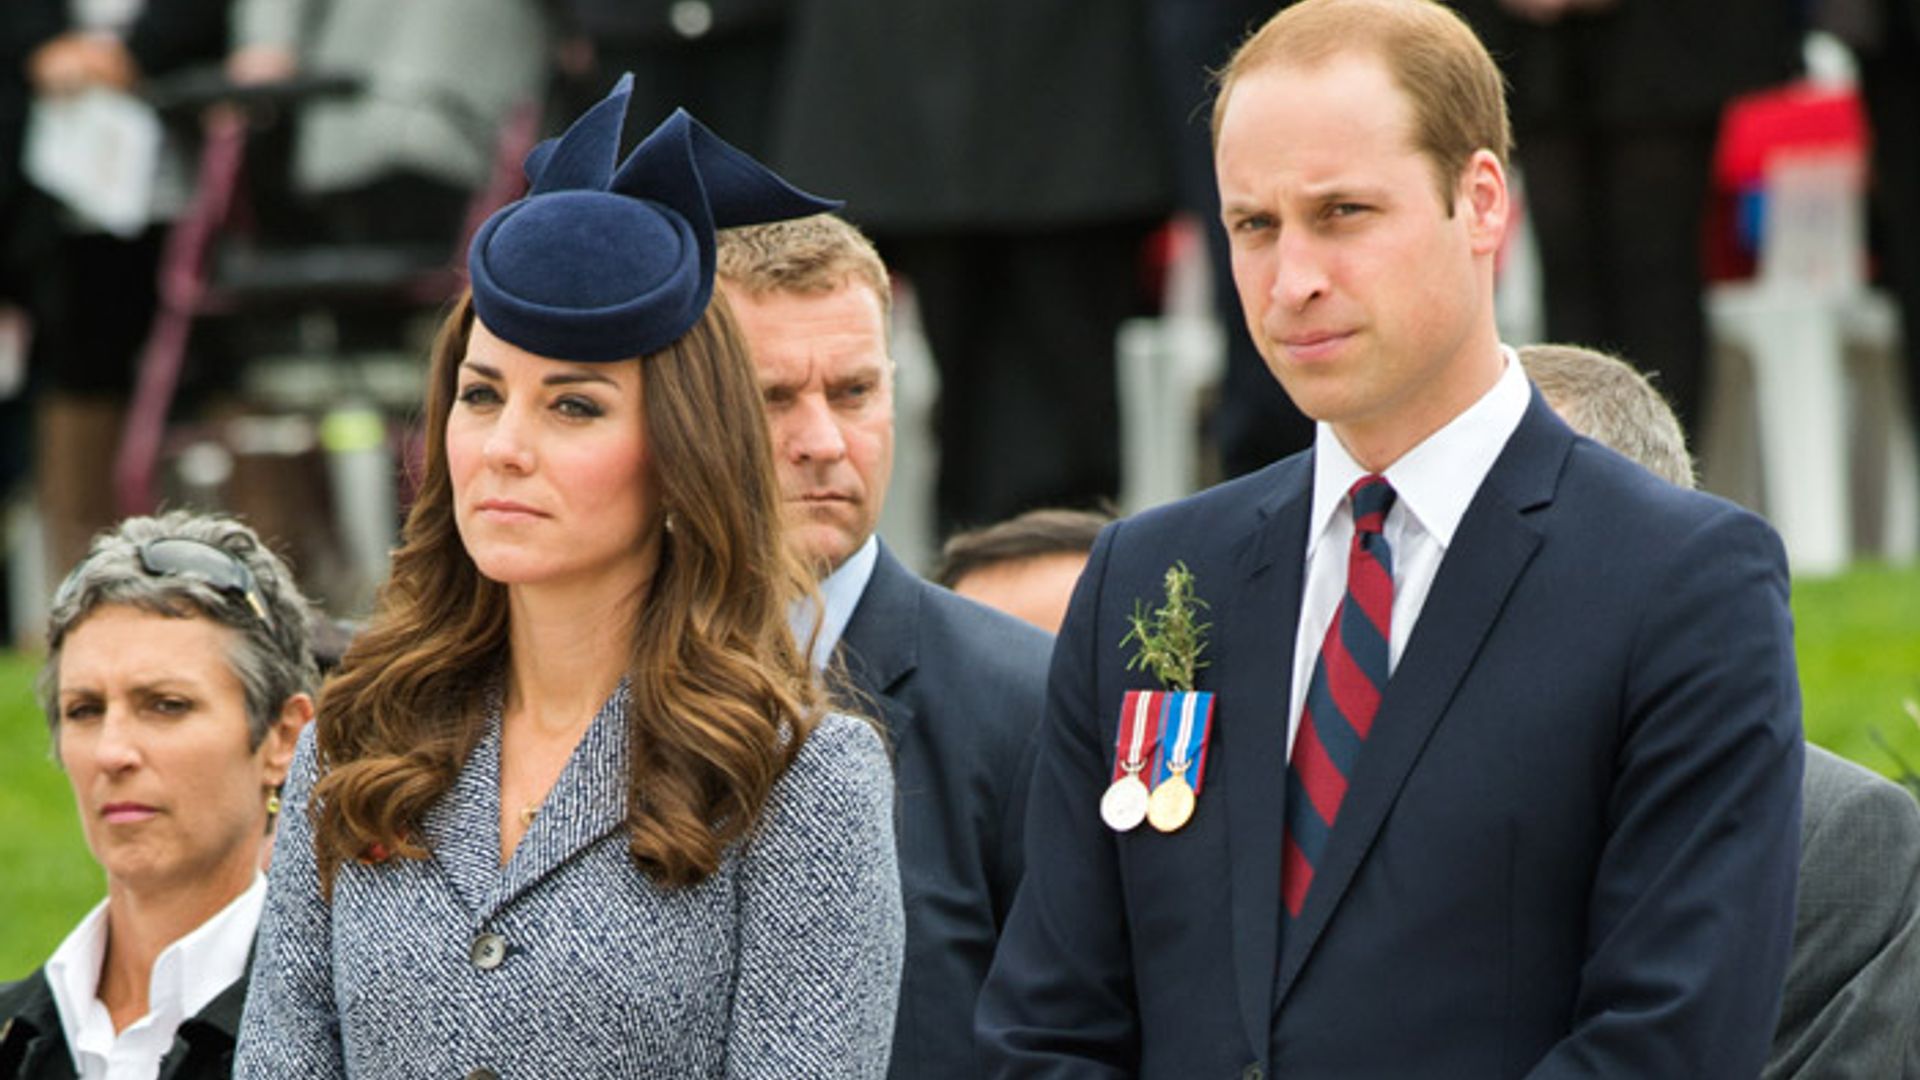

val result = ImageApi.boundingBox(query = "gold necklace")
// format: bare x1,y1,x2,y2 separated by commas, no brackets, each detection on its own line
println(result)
519,803,540,827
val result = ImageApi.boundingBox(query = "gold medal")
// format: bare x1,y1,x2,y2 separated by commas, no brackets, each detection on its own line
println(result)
1147,771,1196,833
1100,771,1152,832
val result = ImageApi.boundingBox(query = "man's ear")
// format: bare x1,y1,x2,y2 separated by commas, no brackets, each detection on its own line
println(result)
260,692,315,786
1460,148,1510,257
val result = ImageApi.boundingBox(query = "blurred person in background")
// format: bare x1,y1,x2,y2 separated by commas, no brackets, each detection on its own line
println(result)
1143,0,1317,478
13,0,230,583
235,82,902,1077
547,0,786,161
1450,0,1803,440
225,0,548,249
770,0,1173,537
1519,341,1920,1080
932,507,1109,634
0,7,65,637
0,511,317,1080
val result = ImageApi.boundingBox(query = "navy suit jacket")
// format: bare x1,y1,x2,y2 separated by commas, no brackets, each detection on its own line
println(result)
978,394,1803,1078
839,542,1052,1080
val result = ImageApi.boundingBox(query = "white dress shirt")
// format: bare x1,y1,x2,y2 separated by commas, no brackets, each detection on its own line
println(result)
1286,348,1532,758
45,874,266,1080
789,534,880,671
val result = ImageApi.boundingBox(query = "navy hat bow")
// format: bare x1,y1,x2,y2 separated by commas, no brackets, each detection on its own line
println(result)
468,74,839,362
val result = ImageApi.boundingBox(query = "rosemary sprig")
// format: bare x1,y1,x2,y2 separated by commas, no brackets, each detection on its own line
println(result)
1120,561,1210,693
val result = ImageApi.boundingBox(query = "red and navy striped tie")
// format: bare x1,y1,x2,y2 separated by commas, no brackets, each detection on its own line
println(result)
1283,474,1397,919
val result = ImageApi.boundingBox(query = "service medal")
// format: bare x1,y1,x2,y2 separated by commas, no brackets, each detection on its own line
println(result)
1147,770,1196,833
1145,690,1214,834
1104,690,1166,832
1101,771,1152,831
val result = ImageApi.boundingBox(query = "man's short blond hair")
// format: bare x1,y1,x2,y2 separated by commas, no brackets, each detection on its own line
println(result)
1520,343,1696,489
1213,0,1511,212
716,214,892,320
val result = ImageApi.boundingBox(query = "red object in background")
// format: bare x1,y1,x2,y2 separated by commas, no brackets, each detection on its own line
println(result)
1706,81,1871,282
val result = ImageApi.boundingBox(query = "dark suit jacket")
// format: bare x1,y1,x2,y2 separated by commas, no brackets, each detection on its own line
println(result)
0,967,247,1079
1448,0,1800,128
838,542,1051,1080
1766,745,1920,1079
978,393,1803,1078
770,0,1169,231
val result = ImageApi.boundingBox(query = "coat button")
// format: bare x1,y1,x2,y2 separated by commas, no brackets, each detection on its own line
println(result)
466,1070,500,1080
1241,1066,1264,1080
470,932,508,971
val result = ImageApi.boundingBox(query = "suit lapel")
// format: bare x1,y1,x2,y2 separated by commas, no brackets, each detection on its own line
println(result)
836,543,921,736
1273,394,1569,1007
1221,461,1312,1057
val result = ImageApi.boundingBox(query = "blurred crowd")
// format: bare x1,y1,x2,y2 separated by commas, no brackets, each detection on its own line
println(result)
0,0,1916,638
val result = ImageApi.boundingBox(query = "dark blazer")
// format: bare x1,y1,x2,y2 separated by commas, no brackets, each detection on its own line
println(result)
1448,0,1801,127
1766,745,1920,1079
0,968,247,1080
978,393,1804,1078
838,542,1051,1080
770,0,1170,231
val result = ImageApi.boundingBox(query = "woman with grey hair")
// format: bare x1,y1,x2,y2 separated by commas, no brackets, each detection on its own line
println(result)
0,511,317,1080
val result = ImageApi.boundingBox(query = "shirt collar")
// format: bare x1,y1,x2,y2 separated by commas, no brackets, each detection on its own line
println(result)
791,534,880,670
156,873,266,1021
44,896,110,1064
1308,345,1530,555
45,874,266,1073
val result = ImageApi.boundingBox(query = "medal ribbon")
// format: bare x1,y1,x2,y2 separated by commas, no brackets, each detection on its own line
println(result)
1111,690,1165,783
1151,691,1216,793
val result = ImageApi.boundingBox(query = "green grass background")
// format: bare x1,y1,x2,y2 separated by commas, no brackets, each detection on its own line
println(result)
3,564,1917,981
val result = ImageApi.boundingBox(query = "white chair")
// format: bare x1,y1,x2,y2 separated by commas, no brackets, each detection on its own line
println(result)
1704,151,1917,576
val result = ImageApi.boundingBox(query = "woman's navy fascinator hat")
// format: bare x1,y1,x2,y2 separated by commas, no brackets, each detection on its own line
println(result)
467,73,839,362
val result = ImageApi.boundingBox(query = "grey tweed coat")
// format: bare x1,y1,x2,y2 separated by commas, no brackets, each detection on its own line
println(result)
235,686,904,1078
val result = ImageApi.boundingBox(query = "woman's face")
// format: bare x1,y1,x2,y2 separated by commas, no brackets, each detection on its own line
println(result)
447,318,659,598
55,606,301,897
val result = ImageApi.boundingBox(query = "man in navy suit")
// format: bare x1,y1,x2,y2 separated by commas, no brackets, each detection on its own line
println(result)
718,215,1052,1080
976,1,1803,1076
1519,341,1920,1080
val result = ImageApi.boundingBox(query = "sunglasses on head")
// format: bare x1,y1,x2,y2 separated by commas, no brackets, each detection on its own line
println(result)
138,538,274,631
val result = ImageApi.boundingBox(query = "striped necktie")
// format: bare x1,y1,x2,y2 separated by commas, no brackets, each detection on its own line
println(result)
1283,474,1397,919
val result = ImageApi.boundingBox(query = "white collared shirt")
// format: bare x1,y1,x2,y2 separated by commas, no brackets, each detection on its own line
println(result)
789,535,880,671
1286,347,1532,758
44,874,266,1080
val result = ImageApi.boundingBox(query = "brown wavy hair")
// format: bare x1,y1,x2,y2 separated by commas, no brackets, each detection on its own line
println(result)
310,290,825,894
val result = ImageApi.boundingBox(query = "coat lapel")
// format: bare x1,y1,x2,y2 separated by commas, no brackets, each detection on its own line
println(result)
421,703,507,922
1221,460,1312,1058
485,682,633,919
1273,394,1569,1008
420,682,634,925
